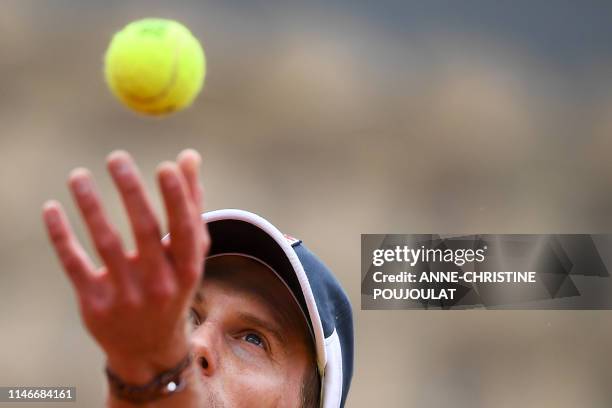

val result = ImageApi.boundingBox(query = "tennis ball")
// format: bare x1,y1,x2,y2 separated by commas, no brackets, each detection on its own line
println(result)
104,18,206,116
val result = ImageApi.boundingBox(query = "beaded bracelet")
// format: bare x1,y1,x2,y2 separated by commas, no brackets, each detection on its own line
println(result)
105,353,193,404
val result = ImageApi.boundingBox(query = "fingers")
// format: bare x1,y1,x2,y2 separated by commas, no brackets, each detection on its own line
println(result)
106,151,167,275
177,149,203,212
68,169,129,284
47,149,206,296
158,162,202,287
177,149,210,256
42,200,95,292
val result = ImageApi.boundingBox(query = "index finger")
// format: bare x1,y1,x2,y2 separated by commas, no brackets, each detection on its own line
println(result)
177,149,210,257
158,162,202,288
177,149,203,212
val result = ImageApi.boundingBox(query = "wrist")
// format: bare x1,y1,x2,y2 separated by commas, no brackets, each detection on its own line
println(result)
106,342,191,385
106,352,194,404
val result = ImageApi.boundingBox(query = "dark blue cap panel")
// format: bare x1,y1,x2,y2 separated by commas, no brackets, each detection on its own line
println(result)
294,243,354,408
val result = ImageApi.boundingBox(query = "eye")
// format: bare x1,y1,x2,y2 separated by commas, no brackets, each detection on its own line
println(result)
188,308,201,327
243,333,265,348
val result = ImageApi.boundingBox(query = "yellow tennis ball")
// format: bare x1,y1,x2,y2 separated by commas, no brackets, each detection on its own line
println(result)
104,18,206,116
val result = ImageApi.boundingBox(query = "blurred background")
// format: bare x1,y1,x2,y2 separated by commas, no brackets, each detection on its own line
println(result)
1,0,612,407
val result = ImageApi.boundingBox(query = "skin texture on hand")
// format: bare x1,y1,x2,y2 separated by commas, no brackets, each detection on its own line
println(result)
42,149,209,406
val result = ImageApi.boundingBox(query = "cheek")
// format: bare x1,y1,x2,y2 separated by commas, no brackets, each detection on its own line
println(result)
229,341,265,366
219,354,306,408
220,366,287,408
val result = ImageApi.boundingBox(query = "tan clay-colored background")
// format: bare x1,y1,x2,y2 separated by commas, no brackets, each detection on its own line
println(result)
1,1,612,407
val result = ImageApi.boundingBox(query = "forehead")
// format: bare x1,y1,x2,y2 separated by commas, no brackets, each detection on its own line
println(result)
198,255,309,336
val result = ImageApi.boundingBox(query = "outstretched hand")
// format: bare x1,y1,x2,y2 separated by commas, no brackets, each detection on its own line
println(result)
42,149,209,384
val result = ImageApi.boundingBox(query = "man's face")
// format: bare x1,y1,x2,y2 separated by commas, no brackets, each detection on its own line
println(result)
189,255,316,407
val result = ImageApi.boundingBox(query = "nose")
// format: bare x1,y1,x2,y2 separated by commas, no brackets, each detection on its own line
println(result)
191,322,221,377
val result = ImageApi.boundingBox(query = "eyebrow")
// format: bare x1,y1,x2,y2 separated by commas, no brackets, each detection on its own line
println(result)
235,311,287,346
